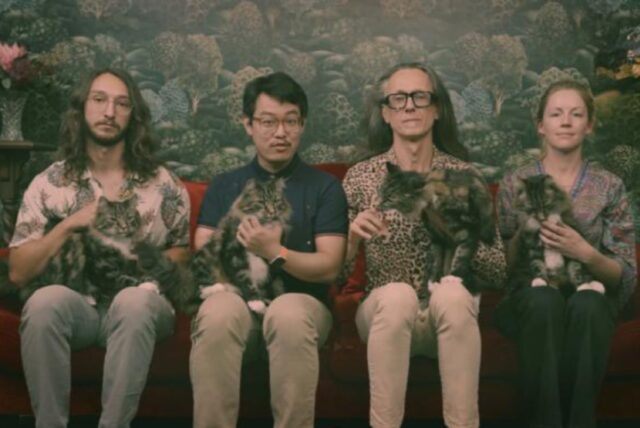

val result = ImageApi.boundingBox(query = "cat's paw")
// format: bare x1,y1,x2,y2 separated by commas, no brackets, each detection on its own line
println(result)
531,278,548,287
138,281,160,294
427,280,440,293
440,275,463,288
199,283,229,300
416,307,428,322
247,300,267,314
577,281,605,295
83,295,97,306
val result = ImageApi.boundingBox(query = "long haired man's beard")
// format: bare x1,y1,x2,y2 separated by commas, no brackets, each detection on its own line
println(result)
84,121,127,147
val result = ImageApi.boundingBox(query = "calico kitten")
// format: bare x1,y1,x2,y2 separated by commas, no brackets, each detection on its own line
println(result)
378,162,495,307
511,174,604,296
191,178,291,315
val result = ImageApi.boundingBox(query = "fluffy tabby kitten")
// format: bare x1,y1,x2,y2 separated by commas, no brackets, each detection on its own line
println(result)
378,162,495,306
190,178,292,315
511,174,604,296
0,196,181,306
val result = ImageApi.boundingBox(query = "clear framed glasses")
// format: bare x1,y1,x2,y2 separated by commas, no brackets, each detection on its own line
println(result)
252,116,302,134
87,92,133,115
381,91,437,110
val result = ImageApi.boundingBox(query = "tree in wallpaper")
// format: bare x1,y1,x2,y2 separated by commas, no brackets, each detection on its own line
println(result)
0,0,639,234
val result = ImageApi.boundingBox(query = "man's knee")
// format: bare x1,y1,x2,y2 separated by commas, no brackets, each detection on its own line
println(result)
429,278,478,324
22,285,80,327
372,282,419,313
192,291,252,344
263,294,329,349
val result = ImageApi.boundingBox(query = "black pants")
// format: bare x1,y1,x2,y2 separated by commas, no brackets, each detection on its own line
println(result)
495,286,617,428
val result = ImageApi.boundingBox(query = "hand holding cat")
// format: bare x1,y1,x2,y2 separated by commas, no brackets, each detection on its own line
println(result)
349,208,388,241
540,220,596,264
236,215,283,260
61,201,98,233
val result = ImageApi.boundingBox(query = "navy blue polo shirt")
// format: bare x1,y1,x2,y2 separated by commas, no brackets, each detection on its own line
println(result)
197,154,348,304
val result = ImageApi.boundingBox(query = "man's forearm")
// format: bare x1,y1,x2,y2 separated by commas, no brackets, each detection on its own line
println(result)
9,223,73,286
280,249,345,284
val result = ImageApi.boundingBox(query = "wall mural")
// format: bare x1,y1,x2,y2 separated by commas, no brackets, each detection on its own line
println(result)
0,0,639,237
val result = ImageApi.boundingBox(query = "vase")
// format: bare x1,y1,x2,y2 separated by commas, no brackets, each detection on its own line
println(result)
0,91,28,141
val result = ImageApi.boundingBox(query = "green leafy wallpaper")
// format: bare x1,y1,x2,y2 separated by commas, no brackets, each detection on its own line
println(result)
1,0,640,232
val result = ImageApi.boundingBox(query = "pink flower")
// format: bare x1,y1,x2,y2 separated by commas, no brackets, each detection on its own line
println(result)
0,42,28,77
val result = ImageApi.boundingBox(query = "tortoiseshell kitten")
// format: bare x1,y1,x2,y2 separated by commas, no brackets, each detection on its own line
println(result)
378,162,495,308
510,174,604,296
191,178,292,315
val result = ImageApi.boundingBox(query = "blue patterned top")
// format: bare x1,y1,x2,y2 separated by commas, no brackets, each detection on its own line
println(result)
497,161,637,310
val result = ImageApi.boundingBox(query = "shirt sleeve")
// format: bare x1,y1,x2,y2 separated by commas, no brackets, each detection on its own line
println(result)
9,176,49,248
314,178,348,236
470,171,507,289
497,172,519,241
601,179,637,309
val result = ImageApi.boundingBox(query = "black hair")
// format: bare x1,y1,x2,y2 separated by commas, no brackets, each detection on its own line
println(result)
242,71,308,121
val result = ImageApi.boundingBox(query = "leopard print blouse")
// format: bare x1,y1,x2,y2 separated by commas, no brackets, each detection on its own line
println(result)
342,147,507,295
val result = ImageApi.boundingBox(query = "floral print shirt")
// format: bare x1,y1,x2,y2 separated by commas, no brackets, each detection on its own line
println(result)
11,161,190,250
497,160,637,310
342,147,507,295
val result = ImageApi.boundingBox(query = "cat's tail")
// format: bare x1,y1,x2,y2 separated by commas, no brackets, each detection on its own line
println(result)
134,242,200,315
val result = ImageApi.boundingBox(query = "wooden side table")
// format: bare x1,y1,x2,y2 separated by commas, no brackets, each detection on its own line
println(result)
0,139,56,246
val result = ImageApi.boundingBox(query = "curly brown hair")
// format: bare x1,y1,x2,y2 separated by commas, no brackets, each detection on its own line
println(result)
58,67,159,182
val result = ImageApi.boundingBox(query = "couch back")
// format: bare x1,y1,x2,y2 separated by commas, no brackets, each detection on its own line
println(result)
182,162,640,319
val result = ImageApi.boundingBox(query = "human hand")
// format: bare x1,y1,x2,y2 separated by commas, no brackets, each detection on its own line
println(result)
62,201,98,233
349,208,388,242
540,220,596,263
236,215,283,260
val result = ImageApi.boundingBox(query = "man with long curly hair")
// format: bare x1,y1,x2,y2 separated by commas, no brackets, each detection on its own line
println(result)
8,68,190,428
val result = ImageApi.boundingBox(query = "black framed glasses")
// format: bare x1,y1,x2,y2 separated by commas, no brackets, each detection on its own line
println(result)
381,91,437,110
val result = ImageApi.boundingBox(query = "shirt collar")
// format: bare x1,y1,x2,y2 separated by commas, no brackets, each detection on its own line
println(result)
250,153,301,181
383,146,445,169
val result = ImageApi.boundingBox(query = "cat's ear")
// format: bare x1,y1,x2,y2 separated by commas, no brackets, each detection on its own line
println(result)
385,162,399,174
273,178,286,193
243,179,258,192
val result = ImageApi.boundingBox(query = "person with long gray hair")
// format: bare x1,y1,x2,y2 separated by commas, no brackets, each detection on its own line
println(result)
341,62,506,428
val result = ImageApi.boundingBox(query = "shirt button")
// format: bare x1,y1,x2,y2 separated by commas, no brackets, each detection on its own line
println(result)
307,241,311,245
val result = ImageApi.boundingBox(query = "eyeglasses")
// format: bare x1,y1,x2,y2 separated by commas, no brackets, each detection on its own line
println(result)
381,91,437,110
252,116,302,134
87,92,133,115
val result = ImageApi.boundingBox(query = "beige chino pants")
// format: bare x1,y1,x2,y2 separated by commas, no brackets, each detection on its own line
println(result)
190,291,332,428
356,281,481,428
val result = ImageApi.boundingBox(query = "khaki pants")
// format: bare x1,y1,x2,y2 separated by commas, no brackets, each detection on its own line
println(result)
190,291,332,428
356,281,481,428
20,285,175,428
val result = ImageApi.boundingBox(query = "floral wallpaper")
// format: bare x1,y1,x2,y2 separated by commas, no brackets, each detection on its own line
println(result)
1,0,640,233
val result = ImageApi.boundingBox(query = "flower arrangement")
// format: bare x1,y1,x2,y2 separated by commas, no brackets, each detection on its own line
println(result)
0,42,37,90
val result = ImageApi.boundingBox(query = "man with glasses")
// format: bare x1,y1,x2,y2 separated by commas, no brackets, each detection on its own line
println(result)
8,68,190,428
341,62,505,428
190,71,348,428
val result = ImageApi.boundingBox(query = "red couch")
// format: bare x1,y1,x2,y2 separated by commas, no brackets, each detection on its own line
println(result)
1,163,639,423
